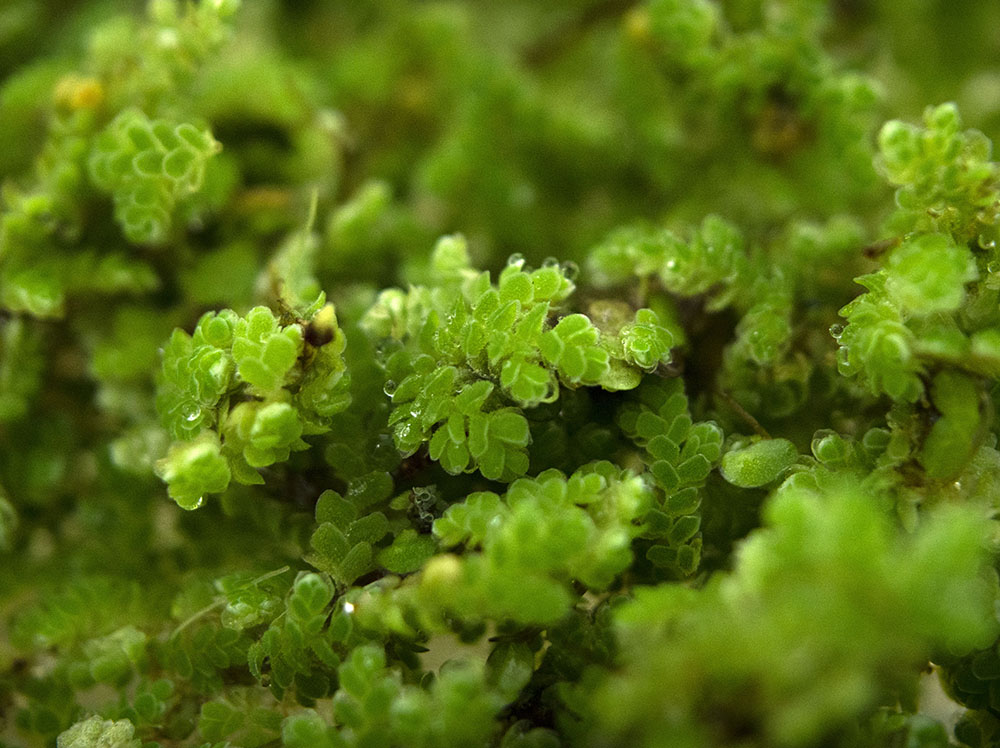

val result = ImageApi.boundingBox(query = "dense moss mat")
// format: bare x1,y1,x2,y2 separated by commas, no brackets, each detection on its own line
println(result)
5,1,1000,746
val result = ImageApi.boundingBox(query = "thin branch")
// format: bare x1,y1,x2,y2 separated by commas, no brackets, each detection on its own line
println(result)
716,390,770,438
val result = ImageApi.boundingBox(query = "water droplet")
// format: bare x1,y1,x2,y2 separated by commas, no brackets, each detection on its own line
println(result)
343,601,355,614
989,261,1000,274
829,323,845,339
836,346,853,373
383,380,398,396
542,256,560,268
560,260,579,281
979,234,997,249
665,259,677,271
373,434,396,460
506,253,526,268
182,404,200,422
190,496,205,509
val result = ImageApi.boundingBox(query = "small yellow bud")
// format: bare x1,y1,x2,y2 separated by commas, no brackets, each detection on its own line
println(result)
54,75,105,111
313,303,336,330
624,8,652,43
302,304,338,347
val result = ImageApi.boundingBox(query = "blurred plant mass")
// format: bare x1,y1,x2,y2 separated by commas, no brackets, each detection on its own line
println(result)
4,1,1000,746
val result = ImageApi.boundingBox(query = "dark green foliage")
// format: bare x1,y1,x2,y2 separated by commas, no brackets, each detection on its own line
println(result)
307,489,390,587
0,317,43,422
618,378,722,577
3,1,1000,747
571,483,997,748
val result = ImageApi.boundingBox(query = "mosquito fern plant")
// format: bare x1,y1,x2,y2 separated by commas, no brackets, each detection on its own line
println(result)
4,1,1000,746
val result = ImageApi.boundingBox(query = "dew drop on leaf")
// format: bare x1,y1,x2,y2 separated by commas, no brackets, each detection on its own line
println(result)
560,260,579,281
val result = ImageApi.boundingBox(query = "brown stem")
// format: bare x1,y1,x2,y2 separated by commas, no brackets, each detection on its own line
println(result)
716,390,770,438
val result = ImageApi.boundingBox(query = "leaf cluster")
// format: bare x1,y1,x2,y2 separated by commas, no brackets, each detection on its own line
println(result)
4,2,1000,748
